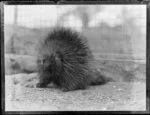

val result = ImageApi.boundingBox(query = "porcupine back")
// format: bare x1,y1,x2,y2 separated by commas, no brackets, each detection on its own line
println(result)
37,27,109,91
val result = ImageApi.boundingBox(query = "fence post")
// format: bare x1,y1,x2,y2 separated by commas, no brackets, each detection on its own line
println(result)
14,5,18,26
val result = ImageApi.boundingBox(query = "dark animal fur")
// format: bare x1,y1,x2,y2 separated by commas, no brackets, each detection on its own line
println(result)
36,27,111,92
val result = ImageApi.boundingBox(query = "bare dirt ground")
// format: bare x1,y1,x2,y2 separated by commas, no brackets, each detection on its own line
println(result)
5,53,147,112
5,73,146,111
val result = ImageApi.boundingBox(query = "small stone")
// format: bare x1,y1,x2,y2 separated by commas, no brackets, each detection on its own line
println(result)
117,88,123,91
15,98,20,101
101,107,107,110
113,85,116,88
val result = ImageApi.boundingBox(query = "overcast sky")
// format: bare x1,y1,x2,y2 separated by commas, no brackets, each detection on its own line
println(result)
4,5,146,29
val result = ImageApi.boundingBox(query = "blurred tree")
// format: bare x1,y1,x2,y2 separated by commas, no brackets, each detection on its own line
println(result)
9,5,18,54
57,5,104,29
118,6,136,54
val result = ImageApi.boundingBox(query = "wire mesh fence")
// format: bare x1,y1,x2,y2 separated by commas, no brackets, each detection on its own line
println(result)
4,5,146,63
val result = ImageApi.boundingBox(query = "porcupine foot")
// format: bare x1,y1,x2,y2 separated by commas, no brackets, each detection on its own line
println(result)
36,82,48,88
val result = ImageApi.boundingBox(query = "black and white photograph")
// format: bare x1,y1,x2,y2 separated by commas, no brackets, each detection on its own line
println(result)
3,3,147,111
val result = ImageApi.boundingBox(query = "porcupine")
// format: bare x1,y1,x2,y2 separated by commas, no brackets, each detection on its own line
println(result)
36,27,111,92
